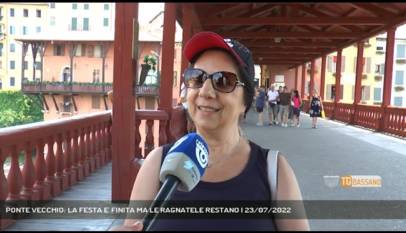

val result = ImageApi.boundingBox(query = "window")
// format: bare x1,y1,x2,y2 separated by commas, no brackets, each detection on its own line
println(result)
72,3,77,10
103,18,109,27
375,64,384,75
36,9,41,18
35,62,42,69
50,3,55,8
92,69,100,83
92,95,100,109
0,61,2,69
63,96,72,112
87,45,94,57
71,17,77,31
395,70,404,85
394,97,403,107
83,18,89,31
53,44,65,56
84,3,89,10
0,43,3,57
22,26,28,35
10,8,14,17
9,26,15,35
104,4,109,10
23,9,28,17
75,44,86,56
36,26,41,33
396,44,406,59
94,45,101,58
374,88,382,101
10,43,15,52
24,61,28,70
10,77,15,87
10,61,15,70
50,16,56,26
361,85,370,101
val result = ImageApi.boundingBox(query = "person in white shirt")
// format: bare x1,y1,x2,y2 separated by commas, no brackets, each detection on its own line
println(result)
267,85,279,125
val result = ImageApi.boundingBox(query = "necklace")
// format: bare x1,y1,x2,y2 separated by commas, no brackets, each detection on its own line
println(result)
207,136,242,168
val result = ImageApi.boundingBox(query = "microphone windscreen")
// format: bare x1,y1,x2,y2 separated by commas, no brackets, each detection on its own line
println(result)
160,133,209,191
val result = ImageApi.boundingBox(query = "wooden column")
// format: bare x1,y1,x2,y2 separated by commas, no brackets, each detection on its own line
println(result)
180,4,192,95
354,41,364,105
309,59,315,99
20,42,28,85
112,3,138,201
320,55,326,100
380,27,396,131
382,27,396,108
294,66,298,90
159,3,177,142
301,64,306,99
332,49,342,119
335,49,343,104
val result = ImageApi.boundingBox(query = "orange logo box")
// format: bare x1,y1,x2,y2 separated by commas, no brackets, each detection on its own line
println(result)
340,175,382,188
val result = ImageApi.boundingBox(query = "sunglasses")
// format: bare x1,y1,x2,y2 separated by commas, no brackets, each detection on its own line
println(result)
183,68,245,93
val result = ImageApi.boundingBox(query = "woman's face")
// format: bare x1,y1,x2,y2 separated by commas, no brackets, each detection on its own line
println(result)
186,50,246,131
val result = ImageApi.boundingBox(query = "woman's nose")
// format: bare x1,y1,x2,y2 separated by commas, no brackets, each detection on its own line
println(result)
198,79,216,98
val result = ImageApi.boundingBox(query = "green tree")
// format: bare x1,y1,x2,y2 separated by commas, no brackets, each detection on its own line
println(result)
0,91,44,128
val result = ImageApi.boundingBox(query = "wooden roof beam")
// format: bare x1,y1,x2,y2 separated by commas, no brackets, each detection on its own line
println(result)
242,41,339,48
202,17,386,26
350,3,396,18
222,31,360,39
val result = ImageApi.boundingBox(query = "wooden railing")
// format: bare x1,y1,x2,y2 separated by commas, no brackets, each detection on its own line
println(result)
353,105,383,130
301,100,405,138
0,111,113,229
334,103,355,123
384,107,406,137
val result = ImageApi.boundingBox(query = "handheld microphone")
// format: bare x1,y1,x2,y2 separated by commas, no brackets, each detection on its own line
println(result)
142,133,209,231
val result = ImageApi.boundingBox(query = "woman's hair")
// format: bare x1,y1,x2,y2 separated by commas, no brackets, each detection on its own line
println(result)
294,90,300,98
189,48,255,115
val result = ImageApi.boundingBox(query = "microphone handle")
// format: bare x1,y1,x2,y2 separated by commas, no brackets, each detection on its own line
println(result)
143,175,180,231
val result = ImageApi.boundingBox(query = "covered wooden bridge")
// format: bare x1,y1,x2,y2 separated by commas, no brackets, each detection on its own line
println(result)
1,3,406,230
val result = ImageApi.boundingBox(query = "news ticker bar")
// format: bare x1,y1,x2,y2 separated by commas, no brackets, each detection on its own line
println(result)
1,200,406,219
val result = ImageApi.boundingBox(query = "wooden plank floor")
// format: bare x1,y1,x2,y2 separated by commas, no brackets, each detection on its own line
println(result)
5,162,125,231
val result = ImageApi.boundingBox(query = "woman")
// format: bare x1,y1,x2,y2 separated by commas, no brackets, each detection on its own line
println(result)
291,90,302,127
309,89,324,129
112,32,309,231
255,86,266,126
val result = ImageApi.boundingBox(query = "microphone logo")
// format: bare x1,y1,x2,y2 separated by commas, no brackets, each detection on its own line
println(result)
195,139,208,168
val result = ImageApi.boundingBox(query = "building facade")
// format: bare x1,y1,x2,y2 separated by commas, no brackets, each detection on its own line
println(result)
0,3,48,91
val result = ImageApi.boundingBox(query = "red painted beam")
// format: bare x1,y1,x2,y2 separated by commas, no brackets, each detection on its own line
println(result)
320,55,326,100
160,3,177,143
354,41,364,105
202,17,385,26
334,49,342,105
382,27,396,107
221,31,360,39
180,4,192,95
243,41,339,48
309,59,315,99
112,3,137,201
301,64,306,98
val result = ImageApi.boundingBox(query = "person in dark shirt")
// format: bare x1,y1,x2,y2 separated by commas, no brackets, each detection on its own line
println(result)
255,86,266,126
278,86,291,127
112,31,309,231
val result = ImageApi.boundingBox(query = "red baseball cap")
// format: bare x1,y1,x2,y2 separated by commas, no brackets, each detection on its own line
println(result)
183,31,247,68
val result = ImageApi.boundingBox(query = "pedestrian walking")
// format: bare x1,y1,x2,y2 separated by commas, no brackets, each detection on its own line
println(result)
278,86,291,128
309,89,324,129
267,85,279,125
255,86,266,126
291,90,302,127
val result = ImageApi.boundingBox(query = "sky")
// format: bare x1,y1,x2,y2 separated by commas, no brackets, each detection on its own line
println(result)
138,3,164,24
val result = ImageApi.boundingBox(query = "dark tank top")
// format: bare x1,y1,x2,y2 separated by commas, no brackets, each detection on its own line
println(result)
149,140,276,231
